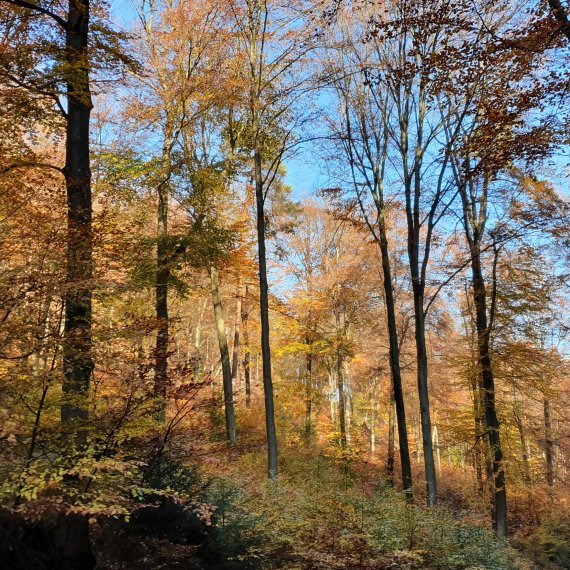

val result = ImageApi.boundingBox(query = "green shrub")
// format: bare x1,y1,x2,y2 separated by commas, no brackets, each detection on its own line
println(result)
523,516,570,569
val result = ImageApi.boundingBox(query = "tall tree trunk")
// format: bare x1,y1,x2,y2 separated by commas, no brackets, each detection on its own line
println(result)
378,221,413,497
369,376,379,460
369,410,376,460
513,394,531,485
254,150,278,478
305,346,312,439
62,0,93,449
345,363,352,447
193,313,202,383
470,374,485,497
414,417,421,464
231,282,241,386
154,117,177,423
242,287,251,407
387,386,395,485
411,270,437,505
154,172,169,423
471,246,507,536
60,1,95,566
544,397,554,486
328,364,337,425
337,346,347,448
210,266,237,446
432,423,441,476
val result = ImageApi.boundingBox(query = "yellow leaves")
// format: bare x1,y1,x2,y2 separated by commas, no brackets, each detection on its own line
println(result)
275,341,310,357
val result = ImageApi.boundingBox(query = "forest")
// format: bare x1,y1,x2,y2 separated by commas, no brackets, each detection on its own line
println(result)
0,0,569,568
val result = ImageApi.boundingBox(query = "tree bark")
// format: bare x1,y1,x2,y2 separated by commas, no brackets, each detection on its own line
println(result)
412,290,437,505
470,373,485,497
387,386,395,485
61,0,93,450
378,220,413,497
470,245,507,536
513,393,531,485
337,346,347,448
242,287,251,407
154,171,169,423
544,397,554,486
254,151,278,478
61,1,95,566
305,346,312,439
231,282,241,388
210,266,237,446
193,312,202,383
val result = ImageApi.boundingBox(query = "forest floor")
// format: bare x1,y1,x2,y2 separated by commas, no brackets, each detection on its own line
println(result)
87,440,569,570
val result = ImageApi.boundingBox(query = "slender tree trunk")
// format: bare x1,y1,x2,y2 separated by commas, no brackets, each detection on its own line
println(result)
369,376,379,460
370,409,376,459
377,220,413,497
413,417,421,464
254,151,278,479
471,247,507,536
154,172,169,422
231,282,241,386
194,315,202,383
544,397,554,486
433,424,441,476
305,346,312,439
412,283,437,505
210,266,237,446
471,374,485,497
328,364,337,424
242,287,251,407
345,363,352,447
154,117,177,423
513,396,531,485
387,386,395,485
337,346,347,448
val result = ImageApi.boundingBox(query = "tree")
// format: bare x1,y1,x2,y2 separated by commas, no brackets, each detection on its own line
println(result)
229,0,312,479
0,0,97,563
